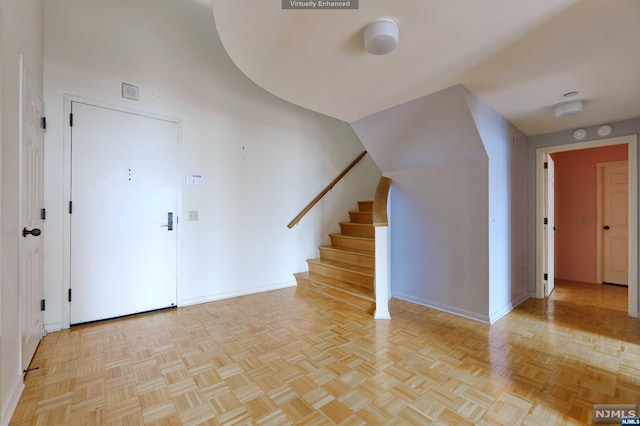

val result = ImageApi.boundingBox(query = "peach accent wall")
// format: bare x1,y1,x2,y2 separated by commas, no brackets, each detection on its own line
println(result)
551,144,628,283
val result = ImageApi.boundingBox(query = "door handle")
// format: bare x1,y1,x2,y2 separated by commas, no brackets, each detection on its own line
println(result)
162,212,173,231
23,227,41,237
553,226,560,231
604,225,610,230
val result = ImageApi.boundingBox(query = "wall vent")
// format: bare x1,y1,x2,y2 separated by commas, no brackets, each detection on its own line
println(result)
122,83,139,101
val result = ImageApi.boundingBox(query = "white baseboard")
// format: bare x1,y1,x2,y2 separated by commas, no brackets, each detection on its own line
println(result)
180,280,296,307
489,293,529,324
393,292,490,324
1,376,24,426
374,310,391,320
44,322,63,333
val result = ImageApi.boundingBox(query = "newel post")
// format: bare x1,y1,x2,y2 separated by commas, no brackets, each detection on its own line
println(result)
373,177,392,319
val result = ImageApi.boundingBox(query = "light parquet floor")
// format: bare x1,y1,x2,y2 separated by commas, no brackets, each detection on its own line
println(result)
11,280,640,425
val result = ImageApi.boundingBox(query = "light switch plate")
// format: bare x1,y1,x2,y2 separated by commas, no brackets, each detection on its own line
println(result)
185,173,203,185
188,211,199,221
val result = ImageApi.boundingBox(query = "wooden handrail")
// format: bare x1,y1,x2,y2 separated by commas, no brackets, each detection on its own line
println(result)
373,177,392,226
288,151,368,228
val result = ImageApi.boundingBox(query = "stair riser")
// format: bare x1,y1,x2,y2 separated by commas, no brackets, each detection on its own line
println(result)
308,263,373,289
319,248,374,268
340,223,374,238
358,201,373,212
296,276,375,314
330,235,375,251
349,211,373,224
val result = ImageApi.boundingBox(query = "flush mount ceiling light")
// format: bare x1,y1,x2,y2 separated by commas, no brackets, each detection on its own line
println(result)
553,100,583,118
364,19,399,55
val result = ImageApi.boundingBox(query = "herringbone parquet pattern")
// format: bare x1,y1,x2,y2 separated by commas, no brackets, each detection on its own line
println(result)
10,280,640,425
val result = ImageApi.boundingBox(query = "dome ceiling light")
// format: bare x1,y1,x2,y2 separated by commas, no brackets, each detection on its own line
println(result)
364,19,399,55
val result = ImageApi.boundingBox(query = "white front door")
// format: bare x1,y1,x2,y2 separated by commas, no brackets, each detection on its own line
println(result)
70,101,179,325
544,154,555,297
20,59,44,369
603,162,628,285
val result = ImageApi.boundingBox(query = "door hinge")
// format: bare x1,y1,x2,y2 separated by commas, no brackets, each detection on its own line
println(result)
544,273,548,281
40,299,45,311
544,162,548,169
544,217,548,225
41,208,46,220
69,113,74,127
68,288,72,302
40,116,47,130
69,201,73,214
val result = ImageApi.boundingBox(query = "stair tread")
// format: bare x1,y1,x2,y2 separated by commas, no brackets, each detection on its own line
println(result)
295,272,374,299
319,245,374,257
307,258,374,276
339,222,374,227
329,233,374,241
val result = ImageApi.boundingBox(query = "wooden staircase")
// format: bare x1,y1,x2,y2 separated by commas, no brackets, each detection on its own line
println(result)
295,201,376,314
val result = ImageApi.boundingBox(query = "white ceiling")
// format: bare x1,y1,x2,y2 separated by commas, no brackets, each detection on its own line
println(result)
208,0,640,136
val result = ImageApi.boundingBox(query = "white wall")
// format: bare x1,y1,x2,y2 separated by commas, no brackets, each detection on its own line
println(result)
43,0,380,329
0,0,42,84
351,85,529,323
352,86,487,173
465,92,529,322
386,162,490,320
352,85,492,321
0,0,44,423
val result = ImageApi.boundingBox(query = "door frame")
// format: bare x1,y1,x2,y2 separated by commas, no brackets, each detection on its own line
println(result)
596,160,629,285
543,153,555,297
61,95,183,329
535,135,638,317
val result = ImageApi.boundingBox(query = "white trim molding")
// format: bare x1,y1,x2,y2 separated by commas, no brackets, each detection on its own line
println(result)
394,292,491,324
535,135,638,318
0,379,24,426
180,280,296,307
489,293,530,324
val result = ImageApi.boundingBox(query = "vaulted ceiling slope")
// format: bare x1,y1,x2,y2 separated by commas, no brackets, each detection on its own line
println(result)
210,0,640,136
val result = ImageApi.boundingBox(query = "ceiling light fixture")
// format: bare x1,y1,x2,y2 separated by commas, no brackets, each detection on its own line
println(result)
364,19,399,55
553,100,583,118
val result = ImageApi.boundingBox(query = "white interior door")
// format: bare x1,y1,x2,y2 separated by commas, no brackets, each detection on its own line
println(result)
20,60,44,369
544,154,555,297
603,162,628,285
70,101,179,325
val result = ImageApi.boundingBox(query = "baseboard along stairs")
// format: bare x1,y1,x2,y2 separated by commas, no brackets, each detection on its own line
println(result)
295,200,376,314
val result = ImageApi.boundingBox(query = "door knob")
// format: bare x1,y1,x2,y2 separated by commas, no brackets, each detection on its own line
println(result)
604,225,611,230
553,226,560,231
22,228,41,237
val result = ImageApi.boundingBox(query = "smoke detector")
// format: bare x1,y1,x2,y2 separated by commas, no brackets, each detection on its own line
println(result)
553,100,583,118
